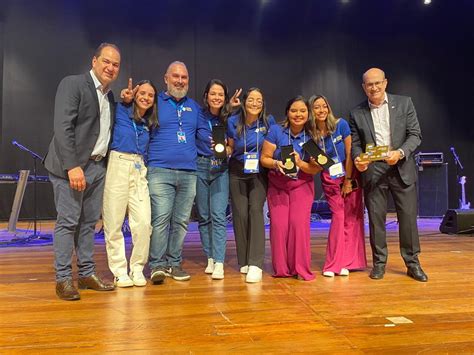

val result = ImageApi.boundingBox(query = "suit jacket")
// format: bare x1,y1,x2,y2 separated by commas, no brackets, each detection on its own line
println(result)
44,72,115,179
349,93,421,187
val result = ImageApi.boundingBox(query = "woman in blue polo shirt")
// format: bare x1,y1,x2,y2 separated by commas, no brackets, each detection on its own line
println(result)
102,80,158,288
227,87,276,283
195,79,233,280
260,96,321,281
310,94,367,277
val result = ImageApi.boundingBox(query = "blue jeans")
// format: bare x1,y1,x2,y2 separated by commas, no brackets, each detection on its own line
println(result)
147,167,197,268
195,156,229,263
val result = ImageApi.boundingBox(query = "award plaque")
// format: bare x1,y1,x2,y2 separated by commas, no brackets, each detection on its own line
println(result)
359,143,390,162
212,125,227,159
302,139,334,170
280,145,297,175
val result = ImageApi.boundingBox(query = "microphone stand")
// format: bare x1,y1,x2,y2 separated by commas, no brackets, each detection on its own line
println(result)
450,147,464,209
11,140,44,239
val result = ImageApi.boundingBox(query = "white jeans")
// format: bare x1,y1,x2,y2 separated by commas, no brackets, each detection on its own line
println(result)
103,150,152,277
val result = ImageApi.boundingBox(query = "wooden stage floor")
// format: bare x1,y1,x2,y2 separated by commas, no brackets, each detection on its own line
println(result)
0,218,473,353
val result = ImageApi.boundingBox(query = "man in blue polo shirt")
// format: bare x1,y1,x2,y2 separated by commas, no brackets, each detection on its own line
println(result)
147,61,200,283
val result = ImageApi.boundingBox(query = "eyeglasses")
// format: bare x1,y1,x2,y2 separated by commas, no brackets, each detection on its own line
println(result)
363,80,385,89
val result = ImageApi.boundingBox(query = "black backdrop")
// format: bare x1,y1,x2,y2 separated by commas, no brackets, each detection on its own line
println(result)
1,0,473,220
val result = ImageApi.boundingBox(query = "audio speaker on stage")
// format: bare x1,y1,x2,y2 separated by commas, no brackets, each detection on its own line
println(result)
418,163,448,217
439,209,474,234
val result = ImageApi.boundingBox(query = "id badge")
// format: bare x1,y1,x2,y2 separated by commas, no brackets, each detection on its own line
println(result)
329,162,345,179
244,152,259,174
177,130,187,143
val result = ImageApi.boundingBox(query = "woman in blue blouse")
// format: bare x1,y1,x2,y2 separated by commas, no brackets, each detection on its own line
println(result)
102,80,158,287
260,96,321,280
195,79,233,280
310,95,367,277
227,87,276,283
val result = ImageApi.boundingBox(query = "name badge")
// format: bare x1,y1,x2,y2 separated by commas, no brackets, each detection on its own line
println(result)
329,162,345,179
177,130,187,143
244,152,259,174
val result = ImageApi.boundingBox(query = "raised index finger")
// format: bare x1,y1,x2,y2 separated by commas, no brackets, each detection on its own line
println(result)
128,77,133,91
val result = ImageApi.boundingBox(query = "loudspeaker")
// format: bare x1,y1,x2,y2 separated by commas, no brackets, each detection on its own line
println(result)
418,163,448,217
439,209,474,234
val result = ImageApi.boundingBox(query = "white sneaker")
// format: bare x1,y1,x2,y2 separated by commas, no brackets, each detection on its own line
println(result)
323,271,335,277
211,262,224,280
240,265,249,274
205,258,214,274
114,275,134,288
339,268,349,276
130,271,147,287
245,266,262,283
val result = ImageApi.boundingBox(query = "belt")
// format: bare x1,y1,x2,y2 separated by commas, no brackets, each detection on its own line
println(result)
90,155,104,162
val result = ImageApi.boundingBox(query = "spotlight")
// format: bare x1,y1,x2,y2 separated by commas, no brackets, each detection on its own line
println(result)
424,0,431,4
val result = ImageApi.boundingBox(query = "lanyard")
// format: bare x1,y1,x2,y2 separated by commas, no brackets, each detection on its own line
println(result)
168,99,186,131
320,134,340,162
288,128,307,160
131,120,141,154
243,119,260,154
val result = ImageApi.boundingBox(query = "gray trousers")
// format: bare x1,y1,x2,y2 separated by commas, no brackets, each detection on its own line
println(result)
49,160,106,281
364,164,421,268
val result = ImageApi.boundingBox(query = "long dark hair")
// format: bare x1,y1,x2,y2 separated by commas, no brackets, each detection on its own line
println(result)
282,96,314,135
202,79,231,125
236,87,270,137
308,94,338,142
133,80,159,129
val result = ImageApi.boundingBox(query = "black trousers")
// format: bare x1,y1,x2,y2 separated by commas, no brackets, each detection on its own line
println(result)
364,163,420,268
229,160,268,269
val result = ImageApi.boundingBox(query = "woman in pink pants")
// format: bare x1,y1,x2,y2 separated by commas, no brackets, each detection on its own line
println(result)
260,96,321,280
310,95,367,277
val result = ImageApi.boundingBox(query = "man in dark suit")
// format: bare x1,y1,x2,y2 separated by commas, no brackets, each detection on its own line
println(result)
44,43,121,300
349,67,428,282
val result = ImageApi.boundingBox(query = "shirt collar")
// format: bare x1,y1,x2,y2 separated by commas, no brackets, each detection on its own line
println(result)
89,70,110,94
368,93,388,109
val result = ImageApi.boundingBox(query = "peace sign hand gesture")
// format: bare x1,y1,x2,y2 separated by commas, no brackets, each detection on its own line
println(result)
230,88,242,108
120,78,139,104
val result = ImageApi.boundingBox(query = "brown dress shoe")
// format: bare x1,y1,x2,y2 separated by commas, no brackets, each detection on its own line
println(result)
78,274,115,291
56,279,80,301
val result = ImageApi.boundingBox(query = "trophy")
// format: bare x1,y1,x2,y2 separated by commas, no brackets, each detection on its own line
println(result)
359,143,390,162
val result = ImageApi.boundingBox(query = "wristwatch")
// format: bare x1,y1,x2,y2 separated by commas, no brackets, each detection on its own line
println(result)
397,149,405,159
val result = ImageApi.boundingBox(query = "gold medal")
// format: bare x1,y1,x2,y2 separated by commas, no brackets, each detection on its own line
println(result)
215,143,225,153
317,154,328,165
284,158,294,170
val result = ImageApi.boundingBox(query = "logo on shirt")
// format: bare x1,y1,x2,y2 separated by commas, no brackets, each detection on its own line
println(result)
183,107,193,112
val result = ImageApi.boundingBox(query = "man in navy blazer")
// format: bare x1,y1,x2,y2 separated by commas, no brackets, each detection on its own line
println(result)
44,43,121,300
349,67,428,282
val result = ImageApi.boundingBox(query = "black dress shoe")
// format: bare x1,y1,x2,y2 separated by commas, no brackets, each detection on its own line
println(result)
369,265,385,280
56,279,80,301
78,274,115,291
407,265,428,282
